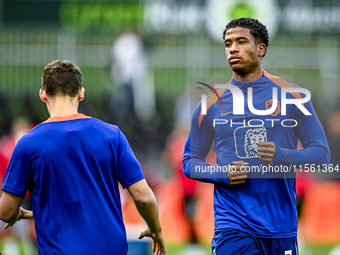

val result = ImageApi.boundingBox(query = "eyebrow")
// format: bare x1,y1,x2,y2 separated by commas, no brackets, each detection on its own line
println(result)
224,36,249,43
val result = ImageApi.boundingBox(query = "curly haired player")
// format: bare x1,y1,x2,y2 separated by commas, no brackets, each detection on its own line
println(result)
183,18,330,255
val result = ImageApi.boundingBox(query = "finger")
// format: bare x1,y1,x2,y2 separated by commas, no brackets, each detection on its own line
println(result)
228,165,248,171
257,147,275,153
258,153,274,159
232,161,249,165
230,175,247,182
160,247,165,255
152,239,156,252
257,149,275,155
257,146,275,152
229,172,247,178
260,157,273,162
22,210,33,219
138,233,144,239
232,180,246,185
259,156,273,160
258,156,273,161
257,151,274,157
229,167,247,172
258,142,275,147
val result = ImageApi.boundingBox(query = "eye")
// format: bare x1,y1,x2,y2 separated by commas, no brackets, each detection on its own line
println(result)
225,43,231,47
239,41,246,44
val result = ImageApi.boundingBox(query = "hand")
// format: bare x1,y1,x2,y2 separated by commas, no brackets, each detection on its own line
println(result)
227,161,248,185
139,227,166,255
257,142,276,162
3,207,33,229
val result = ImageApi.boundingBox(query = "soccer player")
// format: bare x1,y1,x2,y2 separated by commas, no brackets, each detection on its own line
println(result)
182,18,330,254
0,60,166,255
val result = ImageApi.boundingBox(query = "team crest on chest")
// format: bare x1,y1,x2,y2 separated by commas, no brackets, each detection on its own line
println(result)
234,126,267,158
265,99,281,117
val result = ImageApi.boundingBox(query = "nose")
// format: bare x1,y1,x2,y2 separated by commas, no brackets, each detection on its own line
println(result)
229,43,239,54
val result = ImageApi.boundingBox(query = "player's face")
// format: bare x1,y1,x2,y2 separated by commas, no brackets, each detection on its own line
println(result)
224,27,263,76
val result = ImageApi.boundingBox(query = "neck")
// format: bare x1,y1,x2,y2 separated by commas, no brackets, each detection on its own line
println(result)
233,66,263,82
46,96,79,117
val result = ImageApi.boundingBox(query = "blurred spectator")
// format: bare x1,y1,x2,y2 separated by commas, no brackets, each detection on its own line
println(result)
0,154,7,188
166,93,197,241
162,93,214,254
166,127,198,243
0,118,32,167
111,29,155,124
0,117,37,255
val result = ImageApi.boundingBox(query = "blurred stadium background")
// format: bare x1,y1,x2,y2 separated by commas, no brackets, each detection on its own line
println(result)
0,0,340,254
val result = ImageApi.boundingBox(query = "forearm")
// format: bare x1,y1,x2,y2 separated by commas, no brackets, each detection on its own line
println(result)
0,207,20,224
133,192,162,234
281,99,331,166
273,144,330,166
182,156,230,185
0,191,23,223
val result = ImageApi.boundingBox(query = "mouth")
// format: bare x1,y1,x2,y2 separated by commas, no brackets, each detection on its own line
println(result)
228,56,241,64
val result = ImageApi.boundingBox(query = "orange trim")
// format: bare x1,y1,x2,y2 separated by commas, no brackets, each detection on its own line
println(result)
263,69,303,101
262,70,280,79
198,78,233,127
43,113,91,123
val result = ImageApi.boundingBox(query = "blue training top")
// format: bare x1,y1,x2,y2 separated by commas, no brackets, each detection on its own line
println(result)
2,114,145,255
183,70,330,238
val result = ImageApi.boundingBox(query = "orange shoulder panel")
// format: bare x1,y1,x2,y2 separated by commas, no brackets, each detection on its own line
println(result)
263,70,303,101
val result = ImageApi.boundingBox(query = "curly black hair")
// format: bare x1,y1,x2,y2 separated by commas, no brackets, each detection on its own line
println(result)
222,18,270,57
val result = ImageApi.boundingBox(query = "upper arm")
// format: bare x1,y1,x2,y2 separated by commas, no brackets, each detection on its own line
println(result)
2,138,31,197
126,179,153,203
117,129,145,189
183,104,215,169
0,191,23,222
295,100,329,151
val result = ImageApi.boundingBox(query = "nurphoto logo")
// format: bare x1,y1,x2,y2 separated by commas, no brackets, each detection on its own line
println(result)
197,83,311,116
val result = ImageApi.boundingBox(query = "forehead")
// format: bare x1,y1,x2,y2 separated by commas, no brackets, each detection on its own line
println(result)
224,26,254,41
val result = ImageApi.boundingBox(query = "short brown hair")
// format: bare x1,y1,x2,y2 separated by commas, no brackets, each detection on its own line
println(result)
42,60,82,97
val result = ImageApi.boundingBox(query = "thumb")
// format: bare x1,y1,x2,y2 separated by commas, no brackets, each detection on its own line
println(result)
138,232,144,239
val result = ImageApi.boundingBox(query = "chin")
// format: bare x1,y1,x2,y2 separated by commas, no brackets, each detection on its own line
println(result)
230,65,246,74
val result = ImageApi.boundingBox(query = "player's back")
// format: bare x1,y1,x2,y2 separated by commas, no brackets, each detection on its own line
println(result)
16,115,138,254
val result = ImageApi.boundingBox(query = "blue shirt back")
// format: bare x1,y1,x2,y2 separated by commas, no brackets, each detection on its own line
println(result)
2,114,145,255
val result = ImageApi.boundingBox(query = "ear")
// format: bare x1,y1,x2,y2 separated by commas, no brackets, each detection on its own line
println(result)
39,89,48,102
257,43,266,58
78,87,85,101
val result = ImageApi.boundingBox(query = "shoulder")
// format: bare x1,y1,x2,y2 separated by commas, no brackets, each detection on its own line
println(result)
262,70,306,102
88,118,130,143
89,117,120,130
263,70,301,89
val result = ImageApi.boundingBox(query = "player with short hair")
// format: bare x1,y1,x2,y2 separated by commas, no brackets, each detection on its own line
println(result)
183,18,330,254
0,60,166,255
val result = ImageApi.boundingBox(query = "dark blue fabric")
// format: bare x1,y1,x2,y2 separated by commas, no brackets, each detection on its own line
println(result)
2,117,145,255
212,229,298,255
183,72,330,238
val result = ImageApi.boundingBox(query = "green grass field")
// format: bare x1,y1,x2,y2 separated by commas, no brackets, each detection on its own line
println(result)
162,244,337,255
